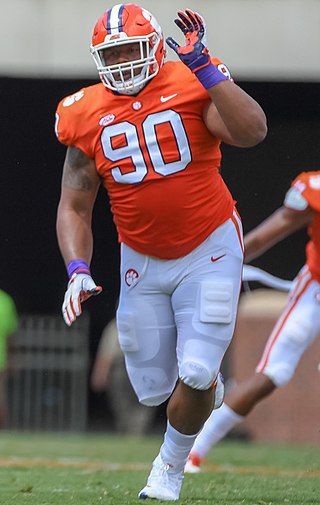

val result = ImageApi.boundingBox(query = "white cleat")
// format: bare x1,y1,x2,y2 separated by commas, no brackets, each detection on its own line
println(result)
213,372,224,410
138,454,184,501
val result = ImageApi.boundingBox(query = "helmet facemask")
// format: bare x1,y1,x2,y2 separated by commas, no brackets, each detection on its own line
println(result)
91,32,162,96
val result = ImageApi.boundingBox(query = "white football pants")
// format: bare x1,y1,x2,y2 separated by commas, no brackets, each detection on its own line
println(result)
116,213,243,406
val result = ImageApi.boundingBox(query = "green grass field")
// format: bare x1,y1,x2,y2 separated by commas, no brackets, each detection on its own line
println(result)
0,432,319,504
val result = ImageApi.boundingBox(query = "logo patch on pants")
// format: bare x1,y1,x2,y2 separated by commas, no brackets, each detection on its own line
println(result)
125,269,139,287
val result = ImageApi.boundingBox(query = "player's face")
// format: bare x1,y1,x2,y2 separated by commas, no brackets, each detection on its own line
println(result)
103,42,142,82
103,43,141,66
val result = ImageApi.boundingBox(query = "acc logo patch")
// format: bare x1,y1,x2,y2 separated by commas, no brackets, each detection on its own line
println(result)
99,114,115,126
125,269,139,287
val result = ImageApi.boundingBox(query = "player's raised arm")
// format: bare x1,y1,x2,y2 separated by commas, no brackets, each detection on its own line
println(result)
166,9,267,147
244,205,314,263
56,146,102,326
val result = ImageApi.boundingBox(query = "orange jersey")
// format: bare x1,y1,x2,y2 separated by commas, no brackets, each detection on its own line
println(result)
55,59,235,259
287,171,320,281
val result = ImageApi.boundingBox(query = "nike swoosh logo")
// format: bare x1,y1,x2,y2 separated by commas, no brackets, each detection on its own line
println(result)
211,254,226,263
160,93,177,103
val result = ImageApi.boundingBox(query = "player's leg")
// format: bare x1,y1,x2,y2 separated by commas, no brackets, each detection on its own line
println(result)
117,247,187,500
186,266,320,472
169,213,243,432
142,215,243,500
166,216,243,478
117,245,188,500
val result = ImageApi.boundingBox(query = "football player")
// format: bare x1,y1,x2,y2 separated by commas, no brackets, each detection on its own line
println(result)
185,170,320,473
55,4,267,500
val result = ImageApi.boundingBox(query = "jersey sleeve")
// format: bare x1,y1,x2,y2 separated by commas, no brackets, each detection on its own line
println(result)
54,88,95,158
286,171,320,212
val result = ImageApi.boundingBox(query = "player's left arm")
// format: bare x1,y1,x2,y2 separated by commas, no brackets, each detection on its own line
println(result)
57,146,103,326
166,9,267,147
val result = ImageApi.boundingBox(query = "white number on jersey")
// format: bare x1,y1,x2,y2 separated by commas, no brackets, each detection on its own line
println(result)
101,110,192,184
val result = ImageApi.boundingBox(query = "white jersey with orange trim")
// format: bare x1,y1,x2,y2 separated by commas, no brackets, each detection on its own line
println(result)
55,59,235,259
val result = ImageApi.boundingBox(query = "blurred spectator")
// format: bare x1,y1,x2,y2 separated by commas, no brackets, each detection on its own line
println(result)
91,317,155,434
0,289,18,428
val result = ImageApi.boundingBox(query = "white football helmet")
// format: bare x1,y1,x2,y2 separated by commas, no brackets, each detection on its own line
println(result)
90,3,166,95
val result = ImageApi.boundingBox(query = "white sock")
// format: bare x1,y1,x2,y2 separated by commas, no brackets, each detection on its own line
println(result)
191,403,244,459
160,421,199,472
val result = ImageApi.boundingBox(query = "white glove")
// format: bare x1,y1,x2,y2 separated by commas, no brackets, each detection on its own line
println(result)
62,272,102,326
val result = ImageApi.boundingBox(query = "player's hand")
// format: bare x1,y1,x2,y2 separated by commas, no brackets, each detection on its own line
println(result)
166,9,228,89
166,9,210,73
62,272,102,326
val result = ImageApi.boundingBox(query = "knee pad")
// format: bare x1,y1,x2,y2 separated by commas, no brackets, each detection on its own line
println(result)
179,359,216,390
127,365,175,406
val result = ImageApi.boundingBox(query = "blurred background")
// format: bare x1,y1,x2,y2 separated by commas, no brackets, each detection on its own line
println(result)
0,1,319,440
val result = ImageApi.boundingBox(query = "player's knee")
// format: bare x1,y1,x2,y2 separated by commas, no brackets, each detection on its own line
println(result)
264,363,294,387
128,366,174,406
179,360,215,390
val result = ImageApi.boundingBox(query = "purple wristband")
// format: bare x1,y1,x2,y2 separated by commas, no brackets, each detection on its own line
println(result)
67,259,90,279
195,62,228,89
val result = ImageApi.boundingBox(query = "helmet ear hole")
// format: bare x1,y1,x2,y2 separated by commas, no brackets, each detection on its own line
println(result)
90,4,165,95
